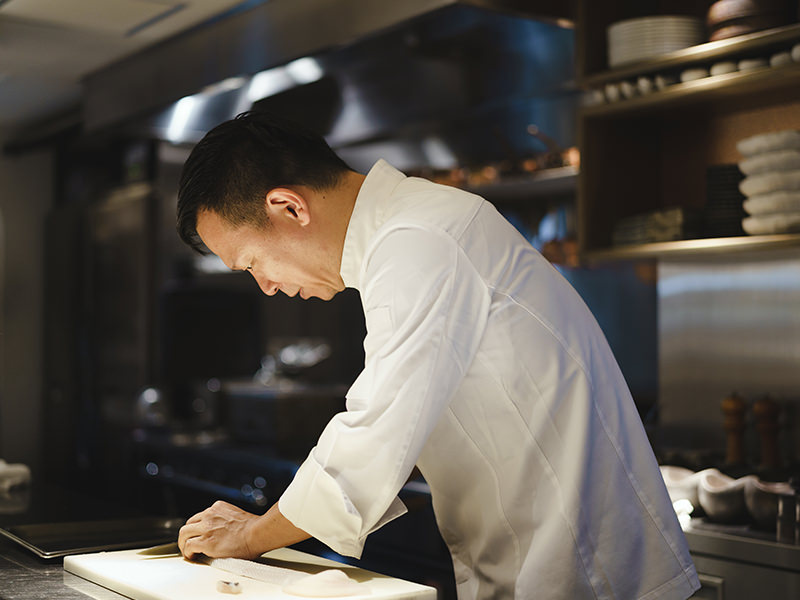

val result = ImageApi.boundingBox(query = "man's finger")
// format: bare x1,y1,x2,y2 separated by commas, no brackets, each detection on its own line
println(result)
182,536,203,561
178,522,202,556
186,511,205,524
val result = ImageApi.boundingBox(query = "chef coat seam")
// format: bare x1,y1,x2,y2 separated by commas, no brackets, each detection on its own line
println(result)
465,350,602,597
510,371,600,599
487,288,595,394
589,387,697,589
447,404,523,580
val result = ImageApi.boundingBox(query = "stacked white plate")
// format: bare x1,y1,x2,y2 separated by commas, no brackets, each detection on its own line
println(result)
737,130,800,235
607,16,705,67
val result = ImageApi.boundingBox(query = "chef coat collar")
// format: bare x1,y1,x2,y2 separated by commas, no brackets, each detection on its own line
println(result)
340,159,406,289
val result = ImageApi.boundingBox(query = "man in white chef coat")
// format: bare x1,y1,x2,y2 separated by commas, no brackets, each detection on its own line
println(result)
175,112,700,599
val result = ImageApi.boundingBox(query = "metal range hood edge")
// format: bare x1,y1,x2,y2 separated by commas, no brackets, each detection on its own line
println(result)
81,0,573,132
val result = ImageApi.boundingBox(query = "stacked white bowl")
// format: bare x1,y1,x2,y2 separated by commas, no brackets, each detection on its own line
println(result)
607,16,705,68
737,130,800,235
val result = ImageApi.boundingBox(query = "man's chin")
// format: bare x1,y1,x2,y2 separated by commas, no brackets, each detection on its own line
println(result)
305,288,339,301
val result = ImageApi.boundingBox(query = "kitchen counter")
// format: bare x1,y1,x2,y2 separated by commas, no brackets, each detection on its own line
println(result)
0,482,174,600
684,518,800,600
0,536,126,600
5,517,797,600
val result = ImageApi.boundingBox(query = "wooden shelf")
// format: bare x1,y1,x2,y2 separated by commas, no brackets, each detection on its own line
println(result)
576,2,800,264
582,62,800,119
583,234,800,263
464,165,578,201
582,23,800,87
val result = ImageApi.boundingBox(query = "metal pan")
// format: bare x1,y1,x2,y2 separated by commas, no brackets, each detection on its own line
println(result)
0,516,183,559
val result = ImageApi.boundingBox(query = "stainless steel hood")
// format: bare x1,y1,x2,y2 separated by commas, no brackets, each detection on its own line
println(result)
83,0,572,130
87,0,577,171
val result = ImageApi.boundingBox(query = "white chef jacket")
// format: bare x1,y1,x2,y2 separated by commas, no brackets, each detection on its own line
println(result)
280,160,700,599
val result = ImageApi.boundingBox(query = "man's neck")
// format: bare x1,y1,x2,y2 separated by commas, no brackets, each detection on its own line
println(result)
308,170,365,284
331,170,365,266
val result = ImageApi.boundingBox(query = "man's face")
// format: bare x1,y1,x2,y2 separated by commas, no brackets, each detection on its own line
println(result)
196,209,342,301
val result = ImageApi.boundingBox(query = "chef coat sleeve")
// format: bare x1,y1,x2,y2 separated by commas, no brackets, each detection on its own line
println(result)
279,224,491,558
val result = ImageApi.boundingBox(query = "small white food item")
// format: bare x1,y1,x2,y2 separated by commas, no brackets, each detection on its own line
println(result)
585,89,606,105
619,80,637,99
792,43,800,63
216,580,242,594
709,61,737,76
680,67,708,83
636,76,654,94
654,74,676,90
604,82,621,102
770,51,793,68
737,130,800,156
283,569,367,598
737,58,768,71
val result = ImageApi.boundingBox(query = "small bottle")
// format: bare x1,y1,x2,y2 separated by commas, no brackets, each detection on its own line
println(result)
721,393,746,466
753,396,781,470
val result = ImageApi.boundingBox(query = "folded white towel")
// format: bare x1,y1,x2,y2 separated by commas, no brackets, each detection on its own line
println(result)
739,150,800,176
743,191,800,215
742,212,800,235
740,170,800,196
737,130,800,157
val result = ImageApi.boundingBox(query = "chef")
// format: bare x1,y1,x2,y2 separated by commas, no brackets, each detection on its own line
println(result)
175,111,700,599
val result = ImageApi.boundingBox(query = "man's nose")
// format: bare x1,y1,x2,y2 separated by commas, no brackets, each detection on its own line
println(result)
251,272,279,296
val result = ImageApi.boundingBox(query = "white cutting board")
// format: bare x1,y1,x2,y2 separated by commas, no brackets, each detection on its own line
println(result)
64,546,436,600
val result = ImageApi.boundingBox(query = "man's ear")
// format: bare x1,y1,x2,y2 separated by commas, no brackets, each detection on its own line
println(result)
264,188,310,226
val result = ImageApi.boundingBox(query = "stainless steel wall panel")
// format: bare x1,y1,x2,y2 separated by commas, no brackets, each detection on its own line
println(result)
658,249,800,459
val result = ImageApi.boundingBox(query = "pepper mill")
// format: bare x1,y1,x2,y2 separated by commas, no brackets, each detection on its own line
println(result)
753,396,781,470
721,393,747,466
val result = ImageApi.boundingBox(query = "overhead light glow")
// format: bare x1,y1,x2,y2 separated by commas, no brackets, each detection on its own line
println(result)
246,67,295,102
246,57,324,102
203,76,248,95
166,95,197,143
422,136,457,169
285,57,323,85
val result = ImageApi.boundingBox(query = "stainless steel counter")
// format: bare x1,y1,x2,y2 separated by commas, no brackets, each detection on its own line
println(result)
0,537,125,600
684,519,800,600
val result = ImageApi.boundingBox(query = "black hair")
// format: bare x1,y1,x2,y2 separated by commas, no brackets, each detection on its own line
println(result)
177,111,351,254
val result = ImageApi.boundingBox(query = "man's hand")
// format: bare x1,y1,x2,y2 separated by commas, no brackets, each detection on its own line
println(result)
178,500,310,560
178,500,261,560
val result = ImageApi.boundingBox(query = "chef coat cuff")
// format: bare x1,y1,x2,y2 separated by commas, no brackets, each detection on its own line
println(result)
279,453,408,558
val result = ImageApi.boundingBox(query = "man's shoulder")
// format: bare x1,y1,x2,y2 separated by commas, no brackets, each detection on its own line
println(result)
380,178,485,238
